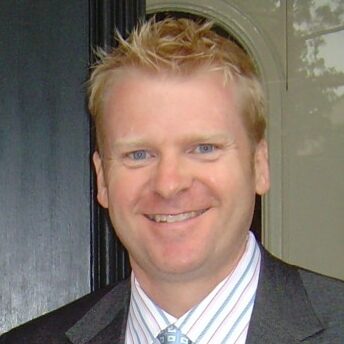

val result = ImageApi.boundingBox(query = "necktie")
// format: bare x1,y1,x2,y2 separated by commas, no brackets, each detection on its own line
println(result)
156,325,193,344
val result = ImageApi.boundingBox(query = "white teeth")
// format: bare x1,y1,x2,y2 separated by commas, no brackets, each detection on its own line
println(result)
147,210,206,223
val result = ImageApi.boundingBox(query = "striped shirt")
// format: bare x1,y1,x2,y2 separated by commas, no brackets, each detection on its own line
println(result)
125,231,261,344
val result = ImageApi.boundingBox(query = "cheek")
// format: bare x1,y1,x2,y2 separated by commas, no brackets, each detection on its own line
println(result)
205,161,256,207
203,163,245,192
105,176,140,244
106,169,148,213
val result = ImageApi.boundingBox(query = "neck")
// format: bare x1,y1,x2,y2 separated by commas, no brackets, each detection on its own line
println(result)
131,242,246,317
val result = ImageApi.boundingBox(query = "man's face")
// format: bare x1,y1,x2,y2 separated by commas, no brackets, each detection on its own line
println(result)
93,70,270,284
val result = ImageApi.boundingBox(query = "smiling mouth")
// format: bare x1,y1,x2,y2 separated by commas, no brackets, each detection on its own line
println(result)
145,209,208,223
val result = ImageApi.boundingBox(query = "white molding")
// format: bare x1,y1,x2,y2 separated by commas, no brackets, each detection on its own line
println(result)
146,0,285,257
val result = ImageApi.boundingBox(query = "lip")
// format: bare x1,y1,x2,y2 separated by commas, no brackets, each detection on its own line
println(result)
144,208,209,224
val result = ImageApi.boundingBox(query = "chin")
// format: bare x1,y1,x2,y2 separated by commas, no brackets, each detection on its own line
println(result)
154,254,209,279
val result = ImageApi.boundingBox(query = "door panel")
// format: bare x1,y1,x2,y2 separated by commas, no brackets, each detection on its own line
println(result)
0,1,90,333
284,0,344,279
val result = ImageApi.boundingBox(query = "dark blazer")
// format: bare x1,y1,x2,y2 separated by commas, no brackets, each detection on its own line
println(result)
1,248,344,343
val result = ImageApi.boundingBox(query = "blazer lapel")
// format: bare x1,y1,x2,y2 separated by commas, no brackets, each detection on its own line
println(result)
246,248,324,343
65,279,130,344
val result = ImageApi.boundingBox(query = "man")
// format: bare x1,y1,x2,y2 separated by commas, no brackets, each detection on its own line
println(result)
1,17,343,344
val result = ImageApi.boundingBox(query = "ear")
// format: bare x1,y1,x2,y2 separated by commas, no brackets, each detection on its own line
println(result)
254,139,270,195
93,151,109,208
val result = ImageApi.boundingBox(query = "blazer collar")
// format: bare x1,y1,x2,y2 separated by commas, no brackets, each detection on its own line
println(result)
65,279,130,344
246,247,324,343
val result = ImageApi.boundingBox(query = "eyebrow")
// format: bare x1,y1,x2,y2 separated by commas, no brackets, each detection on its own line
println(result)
110,138,150,151
182,133,235,144
110,132,235,151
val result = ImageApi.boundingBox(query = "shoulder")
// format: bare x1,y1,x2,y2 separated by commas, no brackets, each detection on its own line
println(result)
262,247,344,312
298,268,344,325
260,247,344,339
0,281,129,343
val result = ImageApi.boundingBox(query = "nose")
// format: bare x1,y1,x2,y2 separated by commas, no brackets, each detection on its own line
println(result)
151,155,192,199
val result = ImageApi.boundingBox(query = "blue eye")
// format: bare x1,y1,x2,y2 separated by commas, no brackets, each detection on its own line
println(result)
122,149,155,168
195,144,216,154
129,150,148,160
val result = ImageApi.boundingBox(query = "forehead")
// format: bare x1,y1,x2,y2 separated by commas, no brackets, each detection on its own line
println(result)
103,66,232,102
100,68,245,144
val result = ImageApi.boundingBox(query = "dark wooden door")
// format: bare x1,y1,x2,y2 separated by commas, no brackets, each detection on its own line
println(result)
0,0,90,333
0,0,145,334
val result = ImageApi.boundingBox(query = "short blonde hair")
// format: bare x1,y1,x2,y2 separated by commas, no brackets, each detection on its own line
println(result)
88,17,266,146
